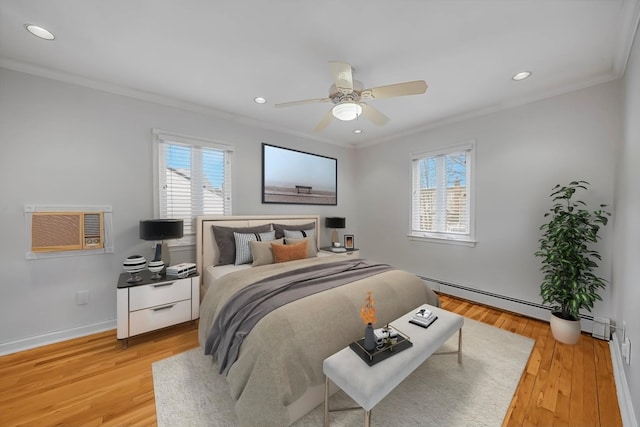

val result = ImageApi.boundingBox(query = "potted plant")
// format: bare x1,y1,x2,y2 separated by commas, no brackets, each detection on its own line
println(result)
535,181,610,344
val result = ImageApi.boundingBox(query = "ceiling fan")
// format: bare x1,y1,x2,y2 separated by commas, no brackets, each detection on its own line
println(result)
275,61,428,132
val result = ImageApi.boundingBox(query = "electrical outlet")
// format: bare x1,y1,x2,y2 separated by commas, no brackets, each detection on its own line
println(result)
76,290,89,305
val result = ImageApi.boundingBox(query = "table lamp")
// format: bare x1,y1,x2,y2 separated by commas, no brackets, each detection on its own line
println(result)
139,219,184,278
325,217,346,246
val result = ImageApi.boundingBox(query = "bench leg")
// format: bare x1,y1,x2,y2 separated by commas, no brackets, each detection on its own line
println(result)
458,327,463,364
324,376,330,427
364,409,371,427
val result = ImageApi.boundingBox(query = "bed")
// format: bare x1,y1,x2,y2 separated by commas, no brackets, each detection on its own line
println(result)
195,214,440,426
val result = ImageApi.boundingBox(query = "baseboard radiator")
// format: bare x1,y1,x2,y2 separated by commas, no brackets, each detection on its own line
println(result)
419,276,596,333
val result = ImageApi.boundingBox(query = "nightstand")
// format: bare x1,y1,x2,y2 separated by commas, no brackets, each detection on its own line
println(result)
320,247,360,257
116,270,199,347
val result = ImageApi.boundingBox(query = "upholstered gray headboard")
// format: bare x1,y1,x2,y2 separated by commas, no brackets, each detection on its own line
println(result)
195,214,321,275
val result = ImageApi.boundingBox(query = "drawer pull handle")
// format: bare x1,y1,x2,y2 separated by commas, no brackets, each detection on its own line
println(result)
152,282,175,288
152,304,175,312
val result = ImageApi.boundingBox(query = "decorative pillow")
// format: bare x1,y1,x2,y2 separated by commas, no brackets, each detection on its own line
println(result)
273,222,315,239
284,237,317,258
283,227,316,241
271,240,308,263
212,224,271,265
250,238,284,267
234,230,276,265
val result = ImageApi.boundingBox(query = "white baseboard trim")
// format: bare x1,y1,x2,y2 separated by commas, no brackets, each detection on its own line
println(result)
610,334,638,427
0,319,116,357
431,280,596,333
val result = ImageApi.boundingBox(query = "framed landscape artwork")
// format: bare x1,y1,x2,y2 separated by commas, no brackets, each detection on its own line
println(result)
262,143,337,205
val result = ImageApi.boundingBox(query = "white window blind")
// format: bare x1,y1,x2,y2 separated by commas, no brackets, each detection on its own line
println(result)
411,142,475,244
153,130,233,237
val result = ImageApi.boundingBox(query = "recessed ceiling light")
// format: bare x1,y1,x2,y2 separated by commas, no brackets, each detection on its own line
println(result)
25,24,55,40
254,97,266,104
512,71,532,81
353,129,363,134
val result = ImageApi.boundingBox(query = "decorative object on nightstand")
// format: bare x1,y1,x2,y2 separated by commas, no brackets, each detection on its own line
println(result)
139,219,184,269
325,217,345,246
123,255,147,283
147,259,165,280
344,234,354,249
360,290,377,351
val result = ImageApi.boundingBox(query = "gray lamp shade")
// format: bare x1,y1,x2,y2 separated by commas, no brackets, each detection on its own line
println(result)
139,219,184,241
325,217,346,229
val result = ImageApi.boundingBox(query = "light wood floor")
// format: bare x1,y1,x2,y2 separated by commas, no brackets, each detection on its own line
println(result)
0,294,621,426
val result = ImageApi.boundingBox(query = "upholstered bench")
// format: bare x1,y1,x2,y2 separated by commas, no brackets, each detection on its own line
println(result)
322,304,464,427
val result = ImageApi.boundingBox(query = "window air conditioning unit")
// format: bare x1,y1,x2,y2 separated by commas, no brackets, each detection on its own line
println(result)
31,211,104,252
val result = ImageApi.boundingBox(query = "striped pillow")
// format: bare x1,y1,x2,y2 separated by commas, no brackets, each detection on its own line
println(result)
233,230,276,265
283,228,315,240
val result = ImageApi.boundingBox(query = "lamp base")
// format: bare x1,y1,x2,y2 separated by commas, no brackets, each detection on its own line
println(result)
331,229,339,244
160,241,171,268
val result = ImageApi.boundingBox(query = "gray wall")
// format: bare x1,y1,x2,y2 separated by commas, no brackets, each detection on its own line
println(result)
0,68,357,351
615,24,640,423
354,81,620,317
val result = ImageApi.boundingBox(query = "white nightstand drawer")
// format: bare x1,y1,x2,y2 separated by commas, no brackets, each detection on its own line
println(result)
129,278,191,311
129,299,192,336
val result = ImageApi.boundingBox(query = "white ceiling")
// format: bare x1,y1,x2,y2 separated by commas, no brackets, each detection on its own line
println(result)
1,0,639,147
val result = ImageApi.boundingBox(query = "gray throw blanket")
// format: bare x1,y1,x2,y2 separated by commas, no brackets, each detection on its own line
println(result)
204,259,393,375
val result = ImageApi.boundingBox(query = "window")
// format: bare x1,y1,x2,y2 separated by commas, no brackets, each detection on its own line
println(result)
153,130,233,241
410,142,475,245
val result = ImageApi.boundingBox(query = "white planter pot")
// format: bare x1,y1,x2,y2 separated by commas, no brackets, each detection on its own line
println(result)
549,312,581,344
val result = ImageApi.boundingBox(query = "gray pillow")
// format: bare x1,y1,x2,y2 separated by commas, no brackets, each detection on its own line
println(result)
212,224,271,265
272,222,315,239
250,238,285,266
284,237,318,258
234,230,276,265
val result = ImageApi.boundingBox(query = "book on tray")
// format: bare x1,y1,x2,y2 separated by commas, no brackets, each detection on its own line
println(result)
409,307,437,328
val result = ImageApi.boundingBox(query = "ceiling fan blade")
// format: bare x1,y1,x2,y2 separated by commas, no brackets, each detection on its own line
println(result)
275,97,332,108
360,103,389,126
328,61,354,95
361,80,428,100
314,109,334,132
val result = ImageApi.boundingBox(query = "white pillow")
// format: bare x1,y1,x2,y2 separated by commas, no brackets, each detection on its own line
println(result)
233,230,276,265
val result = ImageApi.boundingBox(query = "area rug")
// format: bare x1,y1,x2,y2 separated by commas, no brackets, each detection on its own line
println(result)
153,318,534,426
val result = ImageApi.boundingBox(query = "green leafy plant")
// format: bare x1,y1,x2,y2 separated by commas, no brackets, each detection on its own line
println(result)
535,181,610,321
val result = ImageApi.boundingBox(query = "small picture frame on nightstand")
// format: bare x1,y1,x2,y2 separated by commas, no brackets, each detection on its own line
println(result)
344,234,354,249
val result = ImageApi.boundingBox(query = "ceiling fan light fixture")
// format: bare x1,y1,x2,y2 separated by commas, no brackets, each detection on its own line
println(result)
332,102,362,121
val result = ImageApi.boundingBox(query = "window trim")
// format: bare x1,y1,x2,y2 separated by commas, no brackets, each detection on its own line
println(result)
152,129,234,247
408,140,477,247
